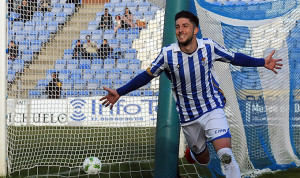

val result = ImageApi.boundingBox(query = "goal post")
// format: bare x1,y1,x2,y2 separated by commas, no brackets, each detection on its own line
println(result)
154,0,188,177
0,0,7,176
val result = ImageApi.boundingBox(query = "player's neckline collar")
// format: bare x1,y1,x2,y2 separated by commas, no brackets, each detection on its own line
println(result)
174,38,205,52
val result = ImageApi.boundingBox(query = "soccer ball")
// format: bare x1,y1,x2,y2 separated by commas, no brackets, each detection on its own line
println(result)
82,157,102,174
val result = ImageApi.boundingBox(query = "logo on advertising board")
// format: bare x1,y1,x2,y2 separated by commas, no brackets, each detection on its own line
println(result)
70,99,87,121
67,96,158,127
7,99,68,126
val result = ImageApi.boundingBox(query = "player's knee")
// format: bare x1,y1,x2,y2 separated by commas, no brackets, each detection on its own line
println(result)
187,147,210,166
194,149,210,166
217,147,234,165
220,152,232,164
196,157,210,166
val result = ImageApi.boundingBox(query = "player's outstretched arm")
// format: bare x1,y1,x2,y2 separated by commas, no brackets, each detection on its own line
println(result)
100,71,155,109
264,50,283,74
100,86,120,109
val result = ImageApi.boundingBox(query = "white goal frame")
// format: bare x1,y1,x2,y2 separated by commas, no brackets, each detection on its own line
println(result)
0,1,7,176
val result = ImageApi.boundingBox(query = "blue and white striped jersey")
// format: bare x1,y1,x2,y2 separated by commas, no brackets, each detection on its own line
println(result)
148,38,235,124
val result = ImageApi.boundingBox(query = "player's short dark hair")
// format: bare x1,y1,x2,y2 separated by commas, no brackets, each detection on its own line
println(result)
175,10,199,27
52,72,59,77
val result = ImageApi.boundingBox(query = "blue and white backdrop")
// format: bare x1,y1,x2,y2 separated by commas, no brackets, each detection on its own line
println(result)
187,0,300,176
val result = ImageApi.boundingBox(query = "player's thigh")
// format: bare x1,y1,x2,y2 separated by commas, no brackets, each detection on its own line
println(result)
181,120,207,154
204,109,232,151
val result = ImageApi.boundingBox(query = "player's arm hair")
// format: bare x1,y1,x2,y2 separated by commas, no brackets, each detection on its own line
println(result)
116,71,154,96
231,53,265,67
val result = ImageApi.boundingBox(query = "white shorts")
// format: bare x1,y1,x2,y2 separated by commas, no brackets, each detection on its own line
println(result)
181,108,231,155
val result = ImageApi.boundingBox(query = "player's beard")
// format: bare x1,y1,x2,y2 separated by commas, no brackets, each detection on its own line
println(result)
178,30,194,47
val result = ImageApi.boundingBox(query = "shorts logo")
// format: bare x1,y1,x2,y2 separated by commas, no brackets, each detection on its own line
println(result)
215,129,227,134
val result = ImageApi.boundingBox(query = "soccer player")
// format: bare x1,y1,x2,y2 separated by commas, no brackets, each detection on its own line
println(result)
100,11,282,177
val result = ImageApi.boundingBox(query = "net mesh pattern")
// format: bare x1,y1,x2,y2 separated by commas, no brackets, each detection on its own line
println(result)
7,0,163,177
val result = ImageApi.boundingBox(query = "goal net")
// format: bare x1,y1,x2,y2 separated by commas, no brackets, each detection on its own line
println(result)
4,0,300,177
6,0,163,177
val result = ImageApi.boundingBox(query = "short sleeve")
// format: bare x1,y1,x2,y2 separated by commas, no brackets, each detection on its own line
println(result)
147,49,166,77
212,40,235,63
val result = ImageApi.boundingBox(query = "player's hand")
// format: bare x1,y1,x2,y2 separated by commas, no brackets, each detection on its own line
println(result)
100,86,120,109
264,50,283,74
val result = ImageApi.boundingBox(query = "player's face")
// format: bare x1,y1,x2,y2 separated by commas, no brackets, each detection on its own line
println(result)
86,36,91,42
175,18,198,46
